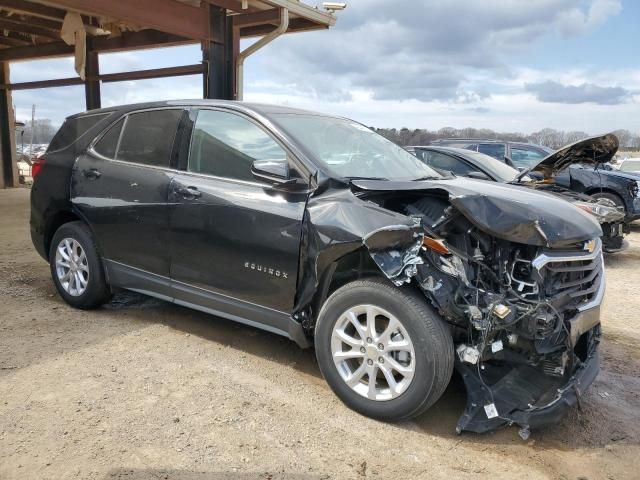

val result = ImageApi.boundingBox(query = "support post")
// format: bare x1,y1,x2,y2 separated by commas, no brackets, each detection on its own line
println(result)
85,38,101,110
203,6,235,100
0,62,17,188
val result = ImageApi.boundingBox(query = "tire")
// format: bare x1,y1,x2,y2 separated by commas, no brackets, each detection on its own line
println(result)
315,278,454,421
590,192,626,213
49,221,111,309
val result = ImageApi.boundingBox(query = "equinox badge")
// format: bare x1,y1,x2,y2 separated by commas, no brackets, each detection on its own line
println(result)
244,261,289,279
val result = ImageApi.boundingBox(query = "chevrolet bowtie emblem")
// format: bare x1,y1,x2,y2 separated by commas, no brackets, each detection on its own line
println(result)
584,239,596,253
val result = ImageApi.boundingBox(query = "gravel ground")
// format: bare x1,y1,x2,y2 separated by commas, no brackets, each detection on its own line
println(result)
1,187,639,480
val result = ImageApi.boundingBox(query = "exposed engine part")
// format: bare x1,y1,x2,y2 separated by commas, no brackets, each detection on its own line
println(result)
399,195,603,434
457,344,480,364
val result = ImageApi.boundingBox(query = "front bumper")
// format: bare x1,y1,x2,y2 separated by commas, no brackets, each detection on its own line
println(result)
601,221,629,252
455,303,602,434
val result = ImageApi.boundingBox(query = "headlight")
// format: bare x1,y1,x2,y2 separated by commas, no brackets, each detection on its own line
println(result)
574,200,624,223
635,181,640,197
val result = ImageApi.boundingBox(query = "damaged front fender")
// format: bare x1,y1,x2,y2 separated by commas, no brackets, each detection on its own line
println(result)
293,185,424,318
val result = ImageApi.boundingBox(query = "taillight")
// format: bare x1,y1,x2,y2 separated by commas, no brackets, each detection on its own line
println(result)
31,157,45,179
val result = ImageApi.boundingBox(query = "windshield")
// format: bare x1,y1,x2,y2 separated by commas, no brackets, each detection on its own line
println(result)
271,114,441,181
620,159,640,172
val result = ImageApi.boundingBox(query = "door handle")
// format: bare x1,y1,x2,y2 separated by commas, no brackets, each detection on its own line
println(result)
175,186,201,199
83,168,101,179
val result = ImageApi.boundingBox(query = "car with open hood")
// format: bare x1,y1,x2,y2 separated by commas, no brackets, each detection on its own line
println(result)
31,101,603,436
406,141,628,252
436,135,640,222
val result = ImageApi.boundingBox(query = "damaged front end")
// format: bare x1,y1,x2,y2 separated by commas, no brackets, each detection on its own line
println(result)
346,178,604,434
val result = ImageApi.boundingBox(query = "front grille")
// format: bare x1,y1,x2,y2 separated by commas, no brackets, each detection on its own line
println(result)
532,239,604,310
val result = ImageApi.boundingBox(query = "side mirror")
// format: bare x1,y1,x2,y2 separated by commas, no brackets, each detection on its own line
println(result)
467,171,490,180
504,155,515,167
251,159,290,183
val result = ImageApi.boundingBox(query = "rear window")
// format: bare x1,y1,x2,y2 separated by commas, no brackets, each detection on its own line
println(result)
47,113,110,152
477,143,506,160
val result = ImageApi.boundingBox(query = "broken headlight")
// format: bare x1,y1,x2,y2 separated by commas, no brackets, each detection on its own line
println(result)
573,200,623,223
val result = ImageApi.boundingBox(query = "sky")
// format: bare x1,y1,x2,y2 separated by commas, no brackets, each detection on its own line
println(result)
9,0,640,134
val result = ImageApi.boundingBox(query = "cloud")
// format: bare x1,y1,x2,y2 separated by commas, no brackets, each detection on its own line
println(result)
557,0,622,36
251,0,622,103
525,80,631,104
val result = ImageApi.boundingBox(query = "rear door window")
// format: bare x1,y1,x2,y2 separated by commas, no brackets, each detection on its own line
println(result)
477,143,505,160
116,110,183,168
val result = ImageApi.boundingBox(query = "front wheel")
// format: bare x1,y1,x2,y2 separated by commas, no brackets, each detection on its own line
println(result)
315,278,453,421
49,221,111,309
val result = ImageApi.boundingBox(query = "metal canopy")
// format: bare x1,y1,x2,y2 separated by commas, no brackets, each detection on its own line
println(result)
0,0,338,187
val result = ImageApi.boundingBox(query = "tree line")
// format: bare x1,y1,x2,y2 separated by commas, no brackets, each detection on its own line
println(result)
14,117,640,153
16,118,57,145
374,126,640,151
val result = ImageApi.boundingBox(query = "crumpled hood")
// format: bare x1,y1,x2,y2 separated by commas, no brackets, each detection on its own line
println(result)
352,177,602,248
531,133,619,178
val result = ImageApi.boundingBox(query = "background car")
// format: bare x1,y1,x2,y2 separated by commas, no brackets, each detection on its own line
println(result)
429,138,553,169
429,137,640,221
406,144,628,252
618,158,640,173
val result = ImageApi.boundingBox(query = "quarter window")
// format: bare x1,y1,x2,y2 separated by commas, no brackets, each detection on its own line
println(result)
188,110,287,182
93,118,124,159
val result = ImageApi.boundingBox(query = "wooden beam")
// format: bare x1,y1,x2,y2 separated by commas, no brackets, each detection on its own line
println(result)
263,0,335,27
0,13,62,30
205,0,259,14
85,37,100,110
0,63,205,90
0,17,59,39
0,0,66,21
0,34,31,47
46,0,209,40
0,62,17,188
232,9,280,28
0,29,195,61
203,5,233,100
99,63,204,83
240,17,327,37
90,30,193,53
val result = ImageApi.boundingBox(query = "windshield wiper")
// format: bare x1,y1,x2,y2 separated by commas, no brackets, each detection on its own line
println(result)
346,176,389,181
412,175,444,181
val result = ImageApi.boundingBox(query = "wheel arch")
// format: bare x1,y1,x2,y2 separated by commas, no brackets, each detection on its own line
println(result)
308,249,392,333
583,188,628,210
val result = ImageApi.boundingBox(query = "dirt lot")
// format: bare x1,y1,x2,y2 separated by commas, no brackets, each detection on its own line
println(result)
1,187,639,480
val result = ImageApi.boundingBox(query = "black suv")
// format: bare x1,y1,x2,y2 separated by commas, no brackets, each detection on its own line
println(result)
31,101,603,435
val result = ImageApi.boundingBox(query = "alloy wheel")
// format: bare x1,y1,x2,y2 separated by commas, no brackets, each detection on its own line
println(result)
330,304,416,401
55,238,89,297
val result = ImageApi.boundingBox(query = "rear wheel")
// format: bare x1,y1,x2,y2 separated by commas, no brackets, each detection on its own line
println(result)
315,278,453,421
49,221,111,309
